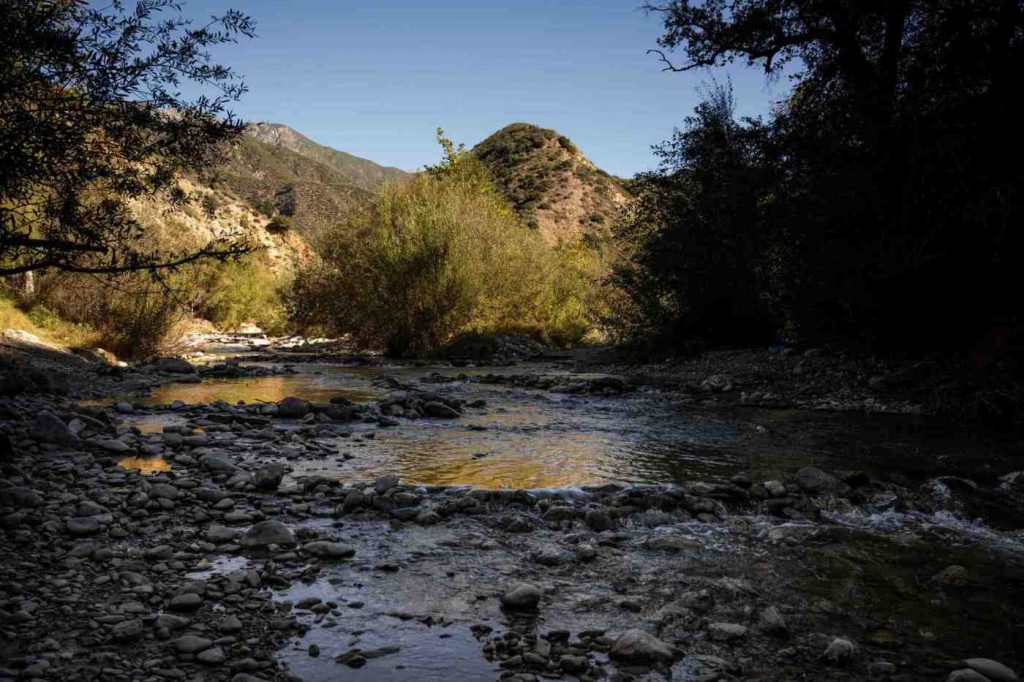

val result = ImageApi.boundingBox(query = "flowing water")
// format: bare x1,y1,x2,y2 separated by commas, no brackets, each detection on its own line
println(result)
116,359,1024,679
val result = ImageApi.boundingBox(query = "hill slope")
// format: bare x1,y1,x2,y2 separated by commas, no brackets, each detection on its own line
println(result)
247,122,409,191
213,134,372,241
472,123,629,246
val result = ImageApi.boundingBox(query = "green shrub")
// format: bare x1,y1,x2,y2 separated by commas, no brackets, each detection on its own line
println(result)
196,254,289,334
266,215,292,233
201,194,219,217
288,134,597,355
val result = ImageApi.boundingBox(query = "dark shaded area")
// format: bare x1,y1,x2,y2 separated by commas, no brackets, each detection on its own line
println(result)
616,1,1023,362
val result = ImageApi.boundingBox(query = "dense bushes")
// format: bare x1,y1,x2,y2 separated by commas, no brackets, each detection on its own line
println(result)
287,134,599,355
195,253,289,334
617,1,1024,354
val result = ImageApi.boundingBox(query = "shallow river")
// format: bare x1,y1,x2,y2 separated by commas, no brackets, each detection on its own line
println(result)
119,360,1024,680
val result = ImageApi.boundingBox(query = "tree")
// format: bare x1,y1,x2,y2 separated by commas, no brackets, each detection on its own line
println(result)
0,0,256,277
613,82,772,346
639,0,1023,350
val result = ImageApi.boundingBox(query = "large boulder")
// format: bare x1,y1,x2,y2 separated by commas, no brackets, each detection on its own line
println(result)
609,629,676,664
240,520,295,547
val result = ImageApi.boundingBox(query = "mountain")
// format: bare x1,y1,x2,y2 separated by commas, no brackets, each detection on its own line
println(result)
472,123,629,246
213,134,373,241
247,122,409,191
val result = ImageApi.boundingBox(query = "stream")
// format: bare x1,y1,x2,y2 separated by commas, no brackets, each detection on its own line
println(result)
114,357,1024,680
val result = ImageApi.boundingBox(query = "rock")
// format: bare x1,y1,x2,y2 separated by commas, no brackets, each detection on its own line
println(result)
584,508,615,531
795,467,841,494
171,635,212,654
206,525,242,543
111,618,144,641
197,647,226,665
532,545,574,566
374,473,400,495
965,659,1018,681
276,397,310,419
708,622,748,641
168,593,203,611
301,540,356,559
252,462,286,491
759,605,788,635
949,670,994,682
152,357,196,374
0,486,43,508
31,411,78,444
501,583,542,610
217,615,243,632
149,482,179,500
869,661,897,676
423,401,460,418
66,517,101,536
763,480,786,497
609,629,675,664
935,565,969,586
240,519,295,547
155,614,190,630
823,637,856,664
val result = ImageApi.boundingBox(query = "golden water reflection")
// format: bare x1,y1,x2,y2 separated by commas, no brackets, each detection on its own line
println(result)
142,374,377,405
118,456,172,474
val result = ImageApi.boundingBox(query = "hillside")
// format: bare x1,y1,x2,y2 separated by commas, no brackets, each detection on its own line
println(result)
247,122,410,191
211,134,373,241
472,123,629,246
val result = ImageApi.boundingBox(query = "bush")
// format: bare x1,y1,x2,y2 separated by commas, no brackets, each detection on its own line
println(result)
196,253,289,334
288,134,598,355
32,272,187,359
266,215,292,233
201,194,219,217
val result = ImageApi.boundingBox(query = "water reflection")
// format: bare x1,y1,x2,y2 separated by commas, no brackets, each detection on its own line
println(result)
142,373,378,405
117,456,171,474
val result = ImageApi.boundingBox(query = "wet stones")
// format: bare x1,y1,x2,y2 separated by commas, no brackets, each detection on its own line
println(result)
934,564,970,586
501,583,542,610
240,519,295,547
609,629,675,664
949,670,995,682
0,486,43,508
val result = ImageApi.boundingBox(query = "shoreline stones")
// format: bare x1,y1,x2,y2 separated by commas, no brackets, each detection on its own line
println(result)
609,629,676,664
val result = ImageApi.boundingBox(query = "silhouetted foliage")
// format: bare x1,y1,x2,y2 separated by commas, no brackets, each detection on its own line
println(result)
0,0,256,276
621,0,1023,352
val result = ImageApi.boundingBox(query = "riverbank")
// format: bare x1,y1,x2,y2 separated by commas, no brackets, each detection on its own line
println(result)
2,334,1022,681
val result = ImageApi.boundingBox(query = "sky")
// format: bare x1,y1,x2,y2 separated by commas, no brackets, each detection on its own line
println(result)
182,0,794,177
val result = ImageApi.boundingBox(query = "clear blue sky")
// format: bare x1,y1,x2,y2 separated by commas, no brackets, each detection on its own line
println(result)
184,0,793,177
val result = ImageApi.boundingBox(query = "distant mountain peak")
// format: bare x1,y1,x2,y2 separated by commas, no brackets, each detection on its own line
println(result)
244,122,409,192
